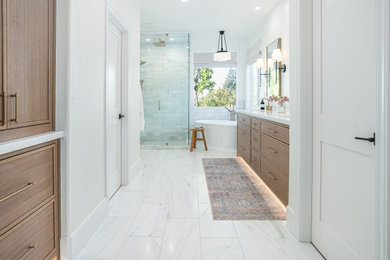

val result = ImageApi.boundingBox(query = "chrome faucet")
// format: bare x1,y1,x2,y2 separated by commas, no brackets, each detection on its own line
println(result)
225,106,236,121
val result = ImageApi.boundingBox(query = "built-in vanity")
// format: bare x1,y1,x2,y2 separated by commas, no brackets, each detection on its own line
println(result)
236,110,290,205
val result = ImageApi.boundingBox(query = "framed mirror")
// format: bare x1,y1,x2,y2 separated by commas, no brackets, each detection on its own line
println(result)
266,38,282,96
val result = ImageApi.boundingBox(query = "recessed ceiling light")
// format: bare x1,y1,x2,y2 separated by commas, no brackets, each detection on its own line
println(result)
255,6,261,10
181,0,188,2
146,38,151,42
170,38,175,41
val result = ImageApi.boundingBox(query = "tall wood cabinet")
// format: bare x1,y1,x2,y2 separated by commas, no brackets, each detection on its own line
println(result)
0,1,59,259
0,0,55,142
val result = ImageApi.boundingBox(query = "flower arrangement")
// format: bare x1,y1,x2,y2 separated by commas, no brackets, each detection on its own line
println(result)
267,95,279,102
277,96,290,107
267,95,290,113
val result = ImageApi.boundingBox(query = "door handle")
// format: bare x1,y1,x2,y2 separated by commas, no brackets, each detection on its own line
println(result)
119,114,125,120
355,133,375,146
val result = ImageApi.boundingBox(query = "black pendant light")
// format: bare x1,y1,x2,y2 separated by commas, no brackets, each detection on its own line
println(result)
214,31,232,62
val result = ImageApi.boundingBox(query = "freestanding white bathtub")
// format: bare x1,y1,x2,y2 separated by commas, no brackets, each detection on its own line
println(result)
195,120,237,153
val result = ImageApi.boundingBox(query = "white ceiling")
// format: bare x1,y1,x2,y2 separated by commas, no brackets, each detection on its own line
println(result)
141,0,282,39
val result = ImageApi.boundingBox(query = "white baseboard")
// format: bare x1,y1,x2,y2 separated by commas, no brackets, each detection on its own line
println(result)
62,198,109,259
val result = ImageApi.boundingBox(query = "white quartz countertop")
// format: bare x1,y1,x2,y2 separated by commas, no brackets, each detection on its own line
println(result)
0,131,64,155
235,109,290,126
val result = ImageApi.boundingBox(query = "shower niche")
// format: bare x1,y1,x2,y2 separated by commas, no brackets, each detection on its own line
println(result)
140,33,190,146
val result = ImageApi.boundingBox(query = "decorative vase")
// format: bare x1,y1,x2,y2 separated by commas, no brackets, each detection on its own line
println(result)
279,103,287,113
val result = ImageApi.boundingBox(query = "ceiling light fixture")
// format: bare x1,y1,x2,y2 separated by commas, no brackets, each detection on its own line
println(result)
213,31,232,62
146,38,151,42
181,0,188,2
170,38,175,41
255,6,261,10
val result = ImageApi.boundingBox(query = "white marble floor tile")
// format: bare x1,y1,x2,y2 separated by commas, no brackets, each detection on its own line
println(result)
173,174,198,192
76,216,134,260
168,192,199,218
128,203,168,237
268,220,294,239
109,190,145,217
159,218,202,260
116,237,162,260
278,239,324,260
199,204,236,238
76,149,323,260
201,239,245,260
144,190,172,204
233,221,288,260
197,183,210,204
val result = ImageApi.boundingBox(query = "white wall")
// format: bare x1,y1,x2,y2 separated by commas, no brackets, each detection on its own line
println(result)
57,0,141,258
245,0,290,98
190,32,247,126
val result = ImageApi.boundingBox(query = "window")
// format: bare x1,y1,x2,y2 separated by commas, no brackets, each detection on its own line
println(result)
193,67,236,107
247,62,267,109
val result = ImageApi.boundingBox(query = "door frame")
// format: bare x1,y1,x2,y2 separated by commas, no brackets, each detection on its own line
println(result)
104,4,129,199
289,0,389,258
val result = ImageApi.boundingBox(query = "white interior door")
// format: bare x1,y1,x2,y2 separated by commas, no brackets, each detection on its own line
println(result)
312,0,378,259
106,21,123,199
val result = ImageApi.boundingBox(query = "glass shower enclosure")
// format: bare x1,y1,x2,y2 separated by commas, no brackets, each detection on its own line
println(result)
140,33,190,146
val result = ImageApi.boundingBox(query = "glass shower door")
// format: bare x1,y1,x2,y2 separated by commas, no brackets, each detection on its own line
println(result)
140,33,190,147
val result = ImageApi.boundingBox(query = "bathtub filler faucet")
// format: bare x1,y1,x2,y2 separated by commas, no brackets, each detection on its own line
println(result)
225,106,236,121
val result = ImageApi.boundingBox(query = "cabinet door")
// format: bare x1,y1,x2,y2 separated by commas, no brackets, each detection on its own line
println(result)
5,0,54,129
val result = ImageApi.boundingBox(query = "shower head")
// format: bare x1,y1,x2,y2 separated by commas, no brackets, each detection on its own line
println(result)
153,38,166,47
140,60,147,66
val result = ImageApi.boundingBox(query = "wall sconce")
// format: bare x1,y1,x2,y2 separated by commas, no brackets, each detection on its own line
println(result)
272,49,287,72
256,58,271,88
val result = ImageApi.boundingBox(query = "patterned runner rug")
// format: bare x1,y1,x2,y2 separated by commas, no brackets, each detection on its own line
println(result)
202,158,286,220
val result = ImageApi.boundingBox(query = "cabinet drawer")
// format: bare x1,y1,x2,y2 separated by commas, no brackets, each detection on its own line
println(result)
261,122,289,144
238,145,250,165
261,133,289,173
260,156,289,205
251,118,261,131
238,114,250,126
0,144,57,234
251,129,260,152
0,200,57,260
237,123,250,146
250,148,261,174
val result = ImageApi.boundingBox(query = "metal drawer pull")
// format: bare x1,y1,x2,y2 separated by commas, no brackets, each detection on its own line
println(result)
240,131,245,134
0,182,36,203
267,171,277,180
252,157,257,162
268,129,278,134
268,148,278,154
0,93,4,125
240,146,245,151
9,93,18,122
20,245,37,260
253,137,257,141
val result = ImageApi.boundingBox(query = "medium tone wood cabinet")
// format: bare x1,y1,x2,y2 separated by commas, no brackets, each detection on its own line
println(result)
0,1,59,259
237,113,290,205
0,0,55,142
0,141,59,260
